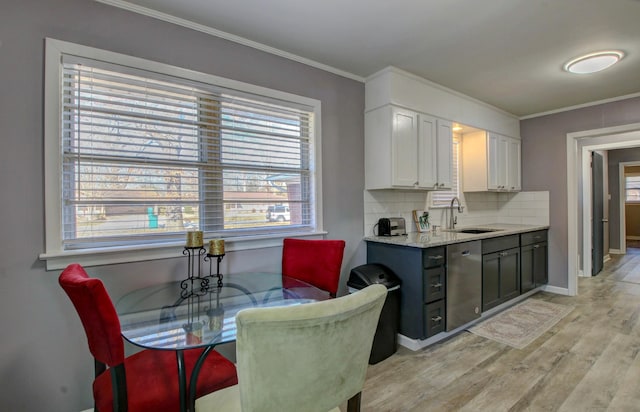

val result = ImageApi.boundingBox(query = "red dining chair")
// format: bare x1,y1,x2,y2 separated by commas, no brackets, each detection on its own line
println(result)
59,263,237,412
282,238,346,297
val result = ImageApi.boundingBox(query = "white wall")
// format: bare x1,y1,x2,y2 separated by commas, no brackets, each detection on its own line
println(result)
364,190,549,235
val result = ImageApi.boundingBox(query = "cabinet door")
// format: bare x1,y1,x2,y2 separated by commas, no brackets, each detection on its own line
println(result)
417,114,438,188
391,107,419,187
424,300,445,338
533,242,548,286
436,119,453,189
520,244,535,293
483,247,520,311
500,247,520,302
423,266,445,303
482,252,501,311
506,137,521,191
487,133,500,190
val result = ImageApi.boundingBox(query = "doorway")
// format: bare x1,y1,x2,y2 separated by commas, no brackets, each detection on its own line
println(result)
619,162,640,251
567,122,640,296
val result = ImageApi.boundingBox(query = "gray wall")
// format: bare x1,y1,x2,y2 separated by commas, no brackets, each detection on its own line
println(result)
0,1,365,410
608,150,640,249
521,96,640,288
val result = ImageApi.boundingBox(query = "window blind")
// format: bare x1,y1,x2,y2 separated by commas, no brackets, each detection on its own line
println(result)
625,174,640,202
431,137,460,207
61,57,313,249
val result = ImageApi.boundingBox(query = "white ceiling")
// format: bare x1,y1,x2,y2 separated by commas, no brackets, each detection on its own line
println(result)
111,0,640,117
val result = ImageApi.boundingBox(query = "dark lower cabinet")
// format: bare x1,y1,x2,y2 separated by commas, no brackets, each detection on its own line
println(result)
482,235,520,311
366,230,547,340
367,242,446,340
424,300,445,337
521,230,548,293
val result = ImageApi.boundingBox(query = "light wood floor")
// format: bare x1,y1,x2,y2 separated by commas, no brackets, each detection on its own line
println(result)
359,249,640,411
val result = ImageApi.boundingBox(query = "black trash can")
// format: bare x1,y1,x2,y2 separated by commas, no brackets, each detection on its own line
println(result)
348,263,401,364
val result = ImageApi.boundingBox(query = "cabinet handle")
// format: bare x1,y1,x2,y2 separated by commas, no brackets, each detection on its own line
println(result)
428,255,444,260
439,183,445,188
533,244,540,249
431,282,442,289
499,251,509,257
431,316,442,322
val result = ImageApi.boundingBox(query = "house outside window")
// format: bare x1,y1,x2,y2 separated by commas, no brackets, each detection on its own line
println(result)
42,39,322,269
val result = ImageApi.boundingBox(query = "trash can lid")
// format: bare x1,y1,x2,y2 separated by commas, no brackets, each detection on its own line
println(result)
348,263,401,289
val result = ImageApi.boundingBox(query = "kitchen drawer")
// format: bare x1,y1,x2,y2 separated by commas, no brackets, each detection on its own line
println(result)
424,300,445,338
521,230,547,246
423,266,445,303
423,247,445,268
482,234,519,255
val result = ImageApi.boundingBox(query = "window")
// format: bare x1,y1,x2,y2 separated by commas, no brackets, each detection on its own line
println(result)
625,173,640,202
430,136,460,207
43,39,321,268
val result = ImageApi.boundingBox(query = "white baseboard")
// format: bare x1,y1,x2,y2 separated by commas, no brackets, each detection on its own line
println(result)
609,248,624,254
541,284,571,295
603,254,611,263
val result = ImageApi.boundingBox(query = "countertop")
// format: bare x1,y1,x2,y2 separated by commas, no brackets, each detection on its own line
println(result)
364,223,549,249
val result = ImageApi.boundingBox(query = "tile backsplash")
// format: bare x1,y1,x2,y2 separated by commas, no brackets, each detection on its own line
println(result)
364,190,549,236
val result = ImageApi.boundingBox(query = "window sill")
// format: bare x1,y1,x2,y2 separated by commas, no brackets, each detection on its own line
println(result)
40,230,328,271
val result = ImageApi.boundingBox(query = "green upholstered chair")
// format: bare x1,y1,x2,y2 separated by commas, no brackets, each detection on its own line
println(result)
196,284,387,412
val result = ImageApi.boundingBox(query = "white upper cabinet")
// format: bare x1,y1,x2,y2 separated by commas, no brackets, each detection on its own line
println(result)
365,105,452,190
462,131,521,192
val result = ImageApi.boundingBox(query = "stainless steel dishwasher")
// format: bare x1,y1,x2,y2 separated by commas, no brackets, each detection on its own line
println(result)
446,240,482,331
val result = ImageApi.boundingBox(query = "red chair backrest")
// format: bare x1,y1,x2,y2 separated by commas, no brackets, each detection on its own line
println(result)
282,239,346,296
59,263,125,367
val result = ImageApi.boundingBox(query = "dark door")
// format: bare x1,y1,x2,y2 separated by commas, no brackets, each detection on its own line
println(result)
592,151,604,276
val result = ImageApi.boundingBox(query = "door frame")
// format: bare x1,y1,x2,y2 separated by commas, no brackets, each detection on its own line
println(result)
618,161,640,254
567,123,640,296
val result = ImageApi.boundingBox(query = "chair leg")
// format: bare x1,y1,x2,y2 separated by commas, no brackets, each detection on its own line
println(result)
110,364,127,412
347,392,361,412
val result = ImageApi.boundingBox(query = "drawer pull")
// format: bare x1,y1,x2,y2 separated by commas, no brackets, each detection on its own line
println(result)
431,282,442,289
533,244,540,249
431,316,442,322
499,251,509,257
428,255,444,260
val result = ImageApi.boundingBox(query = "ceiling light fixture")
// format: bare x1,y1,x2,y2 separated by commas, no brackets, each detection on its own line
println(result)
564,50,625,74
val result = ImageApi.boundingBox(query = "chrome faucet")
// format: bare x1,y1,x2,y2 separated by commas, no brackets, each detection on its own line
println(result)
449,197,464,229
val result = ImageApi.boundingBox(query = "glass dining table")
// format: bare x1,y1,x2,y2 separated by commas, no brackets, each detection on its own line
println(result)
115,272,331,412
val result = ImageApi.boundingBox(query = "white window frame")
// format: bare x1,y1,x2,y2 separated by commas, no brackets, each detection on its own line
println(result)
41,39,324,270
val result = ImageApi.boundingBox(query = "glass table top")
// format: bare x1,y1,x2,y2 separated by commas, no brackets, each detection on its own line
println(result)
115,272,330,350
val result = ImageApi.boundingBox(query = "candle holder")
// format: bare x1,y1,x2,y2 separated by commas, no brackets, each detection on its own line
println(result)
177,236,227,343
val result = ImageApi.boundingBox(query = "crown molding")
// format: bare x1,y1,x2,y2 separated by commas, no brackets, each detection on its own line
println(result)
94,0,365,83
520,91,640,120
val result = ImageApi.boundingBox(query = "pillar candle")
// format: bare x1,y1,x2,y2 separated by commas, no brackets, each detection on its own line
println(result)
186,231,203,247
209,239,225,256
